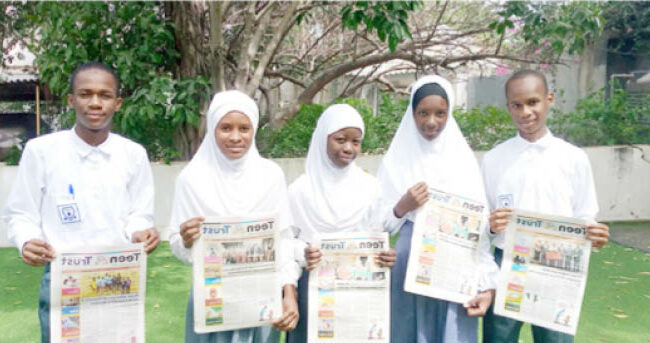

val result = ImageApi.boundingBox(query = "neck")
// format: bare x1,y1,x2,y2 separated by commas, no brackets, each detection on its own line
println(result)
75,125,110,147
519,126,548,143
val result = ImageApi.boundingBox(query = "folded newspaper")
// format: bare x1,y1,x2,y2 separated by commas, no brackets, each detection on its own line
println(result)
308,232,390,343
494,210,591,335
192,214,281,333
50,244,147,343
404,189,487,304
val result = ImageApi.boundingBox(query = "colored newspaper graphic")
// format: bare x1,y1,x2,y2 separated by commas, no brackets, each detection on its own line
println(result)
308,232,390,343
494,210,591,335
192,214,281,333
50,244,147,343
404,189,487,304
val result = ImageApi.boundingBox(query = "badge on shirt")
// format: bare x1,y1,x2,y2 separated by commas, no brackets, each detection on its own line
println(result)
497,194,514,209
58,203,81,224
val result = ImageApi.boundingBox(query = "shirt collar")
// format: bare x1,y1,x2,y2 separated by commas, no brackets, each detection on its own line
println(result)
70,128,114,159
514,129,555,153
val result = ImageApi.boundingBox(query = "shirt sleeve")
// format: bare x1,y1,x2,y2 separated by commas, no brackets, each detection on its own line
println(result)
477,213,499,291
123,148,155,241
2,142,46,254
572,152,599,221
168,178,194,265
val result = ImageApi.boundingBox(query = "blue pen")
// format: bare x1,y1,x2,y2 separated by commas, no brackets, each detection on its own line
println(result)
69,184,75,200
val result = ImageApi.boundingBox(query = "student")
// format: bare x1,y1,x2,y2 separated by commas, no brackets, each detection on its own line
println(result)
2,62,160,343
377,75,497,342
168,90,300,342
481,70,610,343
285,104,396,343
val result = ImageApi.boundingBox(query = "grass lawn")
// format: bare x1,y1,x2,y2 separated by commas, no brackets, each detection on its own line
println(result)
1,223,649,342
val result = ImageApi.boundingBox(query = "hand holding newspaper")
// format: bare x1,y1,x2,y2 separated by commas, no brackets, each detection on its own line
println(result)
50,244,147,343
404,189,487,304
494,210,591,335
191,214,281,333
308,232,390,343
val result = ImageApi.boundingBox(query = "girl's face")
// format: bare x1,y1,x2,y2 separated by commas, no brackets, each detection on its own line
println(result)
413,94,449,141
215,111,254,160
326,127,362,167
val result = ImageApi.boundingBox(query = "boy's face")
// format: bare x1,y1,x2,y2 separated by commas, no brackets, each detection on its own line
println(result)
506,76,554,142
68,68,122,133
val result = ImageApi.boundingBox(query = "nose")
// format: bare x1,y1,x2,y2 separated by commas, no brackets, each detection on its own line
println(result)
342,142,353,153
425,115,438,130
229,130,243,143
522,105,534,118
89,94,102,108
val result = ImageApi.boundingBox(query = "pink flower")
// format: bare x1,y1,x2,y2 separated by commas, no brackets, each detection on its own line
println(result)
534,49,541,55
543,41,550,47
541,63,550,69
496,65,510,76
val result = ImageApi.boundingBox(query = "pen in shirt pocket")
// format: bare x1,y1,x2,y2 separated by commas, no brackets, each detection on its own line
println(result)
69,184,75,200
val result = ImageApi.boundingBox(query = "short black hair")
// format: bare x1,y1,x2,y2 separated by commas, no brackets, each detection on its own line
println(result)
68,62,120,96
505,69,548,98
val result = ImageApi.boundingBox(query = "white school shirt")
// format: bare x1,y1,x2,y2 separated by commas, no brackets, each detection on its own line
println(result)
481,131,598,249
3,129,154,253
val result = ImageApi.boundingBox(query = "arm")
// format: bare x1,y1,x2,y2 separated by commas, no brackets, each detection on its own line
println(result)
3,143,55,264
124,148,158,252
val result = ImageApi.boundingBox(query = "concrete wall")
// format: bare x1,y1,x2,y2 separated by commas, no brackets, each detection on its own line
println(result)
1,145,649,248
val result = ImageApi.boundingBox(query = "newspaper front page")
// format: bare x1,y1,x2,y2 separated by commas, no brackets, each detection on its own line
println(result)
192,214,281,333
50,244,147,343
404,189,486,304
308,232,390,343
494,210,591,335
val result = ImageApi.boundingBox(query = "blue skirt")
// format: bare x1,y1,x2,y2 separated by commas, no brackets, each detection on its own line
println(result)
185,290,281,343
391,221,478,343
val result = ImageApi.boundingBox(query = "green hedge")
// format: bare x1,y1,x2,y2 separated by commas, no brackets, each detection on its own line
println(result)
258,87,650,158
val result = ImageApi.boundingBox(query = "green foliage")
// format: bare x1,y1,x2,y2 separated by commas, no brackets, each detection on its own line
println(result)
8,2,212,161
492,1,605,55
340,1,422,51
549,87,650,146
455,106,517,151
258,94,408,158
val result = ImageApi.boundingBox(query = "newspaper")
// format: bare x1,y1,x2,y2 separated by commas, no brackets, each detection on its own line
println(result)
404,189,486,304
192,214,281,333
308,232,390,343
494,210,591,335
50,244,147,343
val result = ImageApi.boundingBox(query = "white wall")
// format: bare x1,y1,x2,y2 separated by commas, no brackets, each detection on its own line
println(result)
1,145,649,248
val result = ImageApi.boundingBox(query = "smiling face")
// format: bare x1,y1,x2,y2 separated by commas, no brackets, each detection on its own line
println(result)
506,75,554,142
413,94,449,141
68,68,122,135
214,111,254,160
326,127,363,167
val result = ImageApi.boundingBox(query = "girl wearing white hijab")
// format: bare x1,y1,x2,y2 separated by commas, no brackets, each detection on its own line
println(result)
286,104,396,343
169,90,301,343
377,75,498,342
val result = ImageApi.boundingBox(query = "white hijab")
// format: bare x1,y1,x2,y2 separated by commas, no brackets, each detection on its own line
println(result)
377,75,488,219
169,90,292,232
289,104,380,242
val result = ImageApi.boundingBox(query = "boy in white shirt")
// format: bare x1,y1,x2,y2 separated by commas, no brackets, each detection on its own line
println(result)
2,62,160,342
481,70,610,343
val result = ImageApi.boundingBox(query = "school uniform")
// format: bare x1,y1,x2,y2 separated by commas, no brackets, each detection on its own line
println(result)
168,90,301,343
3,129,154,343
285,104,382,343
481,131,598,343
377,75,498,343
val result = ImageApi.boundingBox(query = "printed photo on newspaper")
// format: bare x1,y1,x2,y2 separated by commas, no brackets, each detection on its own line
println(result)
404,188,487,304
494,210,591,335
192,213,281,333
308,232,390,343
50,244,147,343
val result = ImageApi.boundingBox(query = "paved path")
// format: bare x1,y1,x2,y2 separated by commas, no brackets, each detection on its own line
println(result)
609,221,650,253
